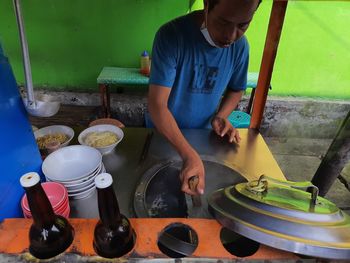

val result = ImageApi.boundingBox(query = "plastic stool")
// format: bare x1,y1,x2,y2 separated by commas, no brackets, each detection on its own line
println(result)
228,111,251,128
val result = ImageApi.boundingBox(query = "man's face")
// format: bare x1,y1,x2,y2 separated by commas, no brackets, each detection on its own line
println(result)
205,0,259,48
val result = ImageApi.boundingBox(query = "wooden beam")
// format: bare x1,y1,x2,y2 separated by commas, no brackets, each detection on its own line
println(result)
312,110,350,196
250,0,288,129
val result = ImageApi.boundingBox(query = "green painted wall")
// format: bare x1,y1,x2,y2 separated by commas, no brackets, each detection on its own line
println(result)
193,0,350,99
1,0,349,99
0,0,190,90
269,1,350,99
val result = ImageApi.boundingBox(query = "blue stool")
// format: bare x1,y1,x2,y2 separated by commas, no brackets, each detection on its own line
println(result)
226,72,257,128
227,72,271,128
228,111,251,128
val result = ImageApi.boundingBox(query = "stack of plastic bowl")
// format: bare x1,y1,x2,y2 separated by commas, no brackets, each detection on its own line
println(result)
21,181,70,218
42,145,104,200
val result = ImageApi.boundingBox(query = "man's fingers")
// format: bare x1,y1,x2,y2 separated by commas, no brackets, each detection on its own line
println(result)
197,176,205,195
220,123,230,137
229,130,238,143
179,171,184,182
213,125,221,136
180,152,205,196
234,129,241,143
181,181,197,195
180,171,192,194
180,170,197,195
228,128,241,144
235,131,241,143
189,175,205,195
212,119,223,136
181,171,204,196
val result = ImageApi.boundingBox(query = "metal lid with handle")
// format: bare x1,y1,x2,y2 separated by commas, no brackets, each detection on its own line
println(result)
208,175,350,259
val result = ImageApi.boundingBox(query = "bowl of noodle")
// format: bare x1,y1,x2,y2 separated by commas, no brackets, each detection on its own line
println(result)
35,125,74,151
78,124,124,155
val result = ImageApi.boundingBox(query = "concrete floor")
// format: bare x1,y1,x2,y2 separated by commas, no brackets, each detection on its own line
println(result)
264,137,350,214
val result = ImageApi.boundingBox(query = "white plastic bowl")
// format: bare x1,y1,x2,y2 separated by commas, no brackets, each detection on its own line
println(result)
42,145,102,182
68,187,96,200
49,162,103,185
34,125,74,148
78,124,124,155
64,173,97,191
67,180,96,194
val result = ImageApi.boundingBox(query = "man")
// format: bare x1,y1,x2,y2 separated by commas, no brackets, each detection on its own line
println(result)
148,0,261,196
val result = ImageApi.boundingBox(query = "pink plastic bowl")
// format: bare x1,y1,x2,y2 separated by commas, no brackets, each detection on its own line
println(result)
23,205,70,219
21,182,68,211
54,198,69,214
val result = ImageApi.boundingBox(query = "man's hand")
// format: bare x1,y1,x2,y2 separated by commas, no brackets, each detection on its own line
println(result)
179,150,205,196
211,115,241,144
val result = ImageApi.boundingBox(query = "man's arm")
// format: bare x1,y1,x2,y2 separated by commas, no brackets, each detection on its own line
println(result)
211,90,244,143
148,84,205,195
216,90,244,119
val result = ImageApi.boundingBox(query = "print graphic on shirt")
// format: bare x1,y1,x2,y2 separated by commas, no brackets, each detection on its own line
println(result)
189,64,218,94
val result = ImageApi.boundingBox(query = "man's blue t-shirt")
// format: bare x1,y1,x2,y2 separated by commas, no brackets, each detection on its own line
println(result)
149,12,249,128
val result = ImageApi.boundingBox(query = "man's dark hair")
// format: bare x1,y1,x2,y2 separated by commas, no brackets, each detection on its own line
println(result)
207,0,262,13
207,0,220,12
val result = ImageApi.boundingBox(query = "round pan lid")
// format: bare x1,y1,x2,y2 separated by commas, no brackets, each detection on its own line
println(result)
208,175,350,260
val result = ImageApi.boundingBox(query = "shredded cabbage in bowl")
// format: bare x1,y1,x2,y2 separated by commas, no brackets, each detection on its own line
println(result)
84,131,118,147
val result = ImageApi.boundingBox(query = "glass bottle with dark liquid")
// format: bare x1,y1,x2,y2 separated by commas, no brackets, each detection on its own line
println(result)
93,173,135,258
20,172,74,259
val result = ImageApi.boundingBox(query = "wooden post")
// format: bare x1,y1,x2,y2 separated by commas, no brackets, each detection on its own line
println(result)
250,0,288,129
99,83,111,118
311,111,350,196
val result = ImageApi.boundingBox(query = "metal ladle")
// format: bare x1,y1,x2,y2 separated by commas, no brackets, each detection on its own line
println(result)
13,0,60,117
